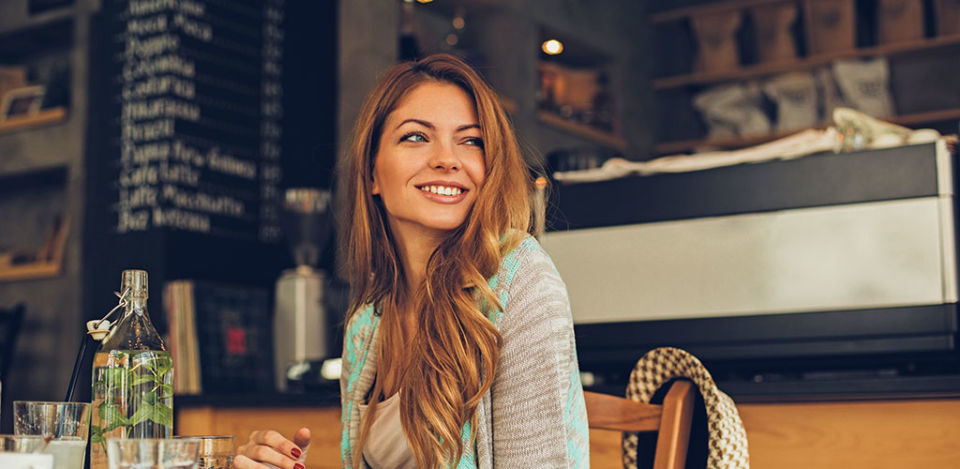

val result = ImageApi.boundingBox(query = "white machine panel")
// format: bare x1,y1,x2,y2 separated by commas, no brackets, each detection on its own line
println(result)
542,197,955,323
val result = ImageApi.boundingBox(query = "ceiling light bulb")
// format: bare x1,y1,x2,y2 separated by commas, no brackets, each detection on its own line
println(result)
542,39,563,55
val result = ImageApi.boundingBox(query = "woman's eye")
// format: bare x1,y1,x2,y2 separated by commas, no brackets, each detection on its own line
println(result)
465,137,484,148
401,132,427,143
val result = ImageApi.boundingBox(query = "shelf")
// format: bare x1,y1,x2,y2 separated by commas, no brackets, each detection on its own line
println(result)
889,108,960,127
0,17,73,61
0,262,62,282
0,164,69,196
653,34,960,90
0,214,69,283
537,111,628,152
651,0,789,23
0,4,79,37
0,107,68,134
653,108,960,154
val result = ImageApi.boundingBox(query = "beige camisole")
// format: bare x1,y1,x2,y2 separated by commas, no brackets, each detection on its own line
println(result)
357,392,417,468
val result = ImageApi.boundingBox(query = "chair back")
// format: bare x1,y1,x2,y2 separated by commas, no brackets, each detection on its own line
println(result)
585,379,695,469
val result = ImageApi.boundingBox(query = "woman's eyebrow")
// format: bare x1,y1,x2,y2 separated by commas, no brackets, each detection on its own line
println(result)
394,119,480,132
395,118,434,130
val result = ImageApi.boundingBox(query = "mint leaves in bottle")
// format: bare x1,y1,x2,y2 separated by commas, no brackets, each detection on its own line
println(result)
90,270,173,469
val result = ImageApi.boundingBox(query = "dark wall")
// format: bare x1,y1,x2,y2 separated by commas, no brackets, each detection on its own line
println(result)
0,0,340,419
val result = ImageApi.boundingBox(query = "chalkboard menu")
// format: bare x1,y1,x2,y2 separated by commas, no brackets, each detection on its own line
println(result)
79,1,336,402
111,0,285,242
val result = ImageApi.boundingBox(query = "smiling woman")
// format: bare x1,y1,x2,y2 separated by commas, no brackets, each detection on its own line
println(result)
234,53,589,469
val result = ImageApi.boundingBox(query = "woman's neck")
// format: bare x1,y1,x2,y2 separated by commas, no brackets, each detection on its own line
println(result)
390,223,446,292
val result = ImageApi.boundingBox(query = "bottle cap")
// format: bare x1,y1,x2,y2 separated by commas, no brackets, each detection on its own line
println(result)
121,269,148,298
86,319,112,341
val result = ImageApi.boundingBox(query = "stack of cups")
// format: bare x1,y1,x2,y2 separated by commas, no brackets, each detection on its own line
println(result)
0,400,236,468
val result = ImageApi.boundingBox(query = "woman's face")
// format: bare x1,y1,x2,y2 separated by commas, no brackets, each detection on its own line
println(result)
372,81,486,241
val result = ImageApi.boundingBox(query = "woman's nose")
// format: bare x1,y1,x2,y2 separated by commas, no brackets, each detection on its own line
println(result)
429,143,460,171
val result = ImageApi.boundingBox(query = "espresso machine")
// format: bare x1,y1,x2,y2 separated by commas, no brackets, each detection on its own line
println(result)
274,188,333,391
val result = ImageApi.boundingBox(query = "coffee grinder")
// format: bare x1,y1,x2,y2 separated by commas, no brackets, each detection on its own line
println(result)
274,188,333,391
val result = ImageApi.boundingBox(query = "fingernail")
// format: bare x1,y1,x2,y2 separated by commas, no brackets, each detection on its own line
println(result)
291,447,302,459
294,464,305,469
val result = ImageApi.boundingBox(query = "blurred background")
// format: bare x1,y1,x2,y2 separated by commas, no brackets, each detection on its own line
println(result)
1,0,959,467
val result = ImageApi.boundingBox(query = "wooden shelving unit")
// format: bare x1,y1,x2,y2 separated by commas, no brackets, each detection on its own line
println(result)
654,107,960,154
0,214,69,283
0,107,68,134
537,111,628,152
650,0,790,24
648,0,960,155
653,34,960,90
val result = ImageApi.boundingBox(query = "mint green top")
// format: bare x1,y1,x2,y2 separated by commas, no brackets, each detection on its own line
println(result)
340,236,590,468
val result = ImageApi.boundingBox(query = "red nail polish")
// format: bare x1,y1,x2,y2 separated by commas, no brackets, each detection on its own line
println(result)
294,464,305,469
291,448,302,459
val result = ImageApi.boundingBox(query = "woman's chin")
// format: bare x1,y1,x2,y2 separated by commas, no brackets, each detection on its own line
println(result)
418,218,469,235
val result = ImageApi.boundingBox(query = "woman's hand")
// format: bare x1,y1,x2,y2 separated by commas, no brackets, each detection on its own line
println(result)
234,427,311,469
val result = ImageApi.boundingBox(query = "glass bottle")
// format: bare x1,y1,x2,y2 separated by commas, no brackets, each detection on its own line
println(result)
90,270,173,469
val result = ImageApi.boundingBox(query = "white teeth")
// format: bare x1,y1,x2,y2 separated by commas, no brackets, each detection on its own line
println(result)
419,185,462,196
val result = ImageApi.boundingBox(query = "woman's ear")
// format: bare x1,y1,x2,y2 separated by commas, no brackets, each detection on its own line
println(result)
371,174,380,195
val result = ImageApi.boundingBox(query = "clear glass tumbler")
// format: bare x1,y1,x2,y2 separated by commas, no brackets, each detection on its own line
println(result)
0,434,49,452
13,401,91,469
178,435,235,469
106,438,200,469
0,435,54,469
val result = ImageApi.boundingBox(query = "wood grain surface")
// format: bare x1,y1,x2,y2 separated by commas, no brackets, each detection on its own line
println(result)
588,398,960,469
178,406,342,469
180,398,960,469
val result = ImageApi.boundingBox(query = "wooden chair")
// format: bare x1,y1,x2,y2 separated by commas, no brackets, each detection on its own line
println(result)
584,379,696,469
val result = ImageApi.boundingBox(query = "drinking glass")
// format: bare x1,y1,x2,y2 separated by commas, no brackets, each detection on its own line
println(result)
13,401,90,469
0,434,48,452
13,401,91,438
0,452,53,469
106,438,200,469
178,436,235,469
0,435,54,469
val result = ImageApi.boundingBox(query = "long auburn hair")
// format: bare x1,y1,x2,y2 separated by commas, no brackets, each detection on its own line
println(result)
341,53,535,468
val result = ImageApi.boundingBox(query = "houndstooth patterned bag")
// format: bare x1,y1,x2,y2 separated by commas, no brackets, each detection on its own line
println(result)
622,347,750,469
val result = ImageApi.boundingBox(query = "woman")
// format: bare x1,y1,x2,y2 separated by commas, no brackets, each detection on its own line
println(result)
235,53,588,469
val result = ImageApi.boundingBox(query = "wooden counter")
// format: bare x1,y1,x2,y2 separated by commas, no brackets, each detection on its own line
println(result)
177,396,960,468
178,405,342,469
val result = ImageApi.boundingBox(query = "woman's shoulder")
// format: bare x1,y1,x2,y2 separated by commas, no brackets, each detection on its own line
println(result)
493,234,561,292
486,234,570,326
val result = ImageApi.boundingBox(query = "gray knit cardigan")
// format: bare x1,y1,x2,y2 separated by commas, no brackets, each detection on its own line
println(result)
339,236,590,468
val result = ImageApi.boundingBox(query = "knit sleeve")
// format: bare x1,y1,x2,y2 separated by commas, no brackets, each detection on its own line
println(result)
339,314,355,468
490,240,590,468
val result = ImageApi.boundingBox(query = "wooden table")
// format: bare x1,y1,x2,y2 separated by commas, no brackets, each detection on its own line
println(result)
177,395,960,468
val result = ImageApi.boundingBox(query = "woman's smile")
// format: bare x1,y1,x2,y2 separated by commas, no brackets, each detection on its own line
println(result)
415,181,469,202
